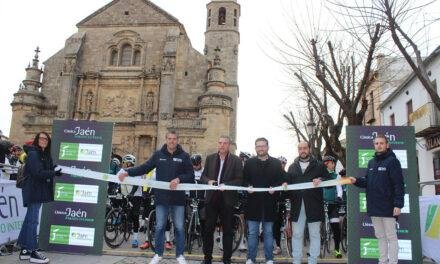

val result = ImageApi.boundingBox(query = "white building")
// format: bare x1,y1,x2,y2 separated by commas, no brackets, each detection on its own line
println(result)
380,46,440,195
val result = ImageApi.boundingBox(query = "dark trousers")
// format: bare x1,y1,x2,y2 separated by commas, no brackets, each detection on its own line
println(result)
17,203,41,251
203,192,234,262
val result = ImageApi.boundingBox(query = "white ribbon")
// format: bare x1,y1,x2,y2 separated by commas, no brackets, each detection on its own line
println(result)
58,166,351,192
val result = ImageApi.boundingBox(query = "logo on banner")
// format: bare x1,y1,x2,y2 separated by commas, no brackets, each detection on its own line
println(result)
54,183,99,204
59,142,103,162
358,149,375,168
63,127,102,140
360,238,412,260
359,131,404,144
359,193,367,212
425,205,440,239
54,208,94,223
50,225,95,247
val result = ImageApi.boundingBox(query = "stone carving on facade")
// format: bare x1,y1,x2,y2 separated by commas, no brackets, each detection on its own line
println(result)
63,57,77,73
160,113,172,120
145,92,154,112
162,57,175,72
119,135,135,154
199,96,232,108
101,92,136,117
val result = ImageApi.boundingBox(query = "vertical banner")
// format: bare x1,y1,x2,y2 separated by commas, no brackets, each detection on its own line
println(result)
0,180,27,245
346,126,422,263
39,120,113,254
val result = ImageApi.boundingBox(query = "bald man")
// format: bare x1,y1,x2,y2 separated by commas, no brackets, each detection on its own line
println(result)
287,141,331,264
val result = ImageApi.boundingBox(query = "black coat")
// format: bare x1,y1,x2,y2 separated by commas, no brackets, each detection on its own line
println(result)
243,156,286,222
354,149,405,217
22,146,55,207
287,156,330,222
201,152,243,207
127,144,194,206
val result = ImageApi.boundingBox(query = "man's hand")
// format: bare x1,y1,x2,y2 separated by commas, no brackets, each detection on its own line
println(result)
269,187,275,194
349,177,357,184
219,183,225,192
393,207,401,217
208,180,217,186
248,186,254,193
312,178,322,187
170,178,180,190
282,182,288,191
118,171,128,182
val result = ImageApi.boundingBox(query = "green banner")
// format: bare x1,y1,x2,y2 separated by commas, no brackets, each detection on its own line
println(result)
346,126,422,263
39,120,113,254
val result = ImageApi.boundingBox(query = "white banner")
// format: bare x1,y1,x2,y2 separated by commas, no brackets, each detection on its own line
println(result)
58,166,352,192
419,195,440,263
0,180,26,245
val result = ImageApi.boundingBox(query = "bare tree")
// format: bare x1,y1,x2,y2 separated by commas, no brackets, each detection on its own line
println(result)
329,0,440,110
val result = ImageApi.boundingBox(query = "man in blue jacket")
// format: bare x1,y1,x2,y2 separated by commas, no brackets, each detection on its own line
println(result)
350,134,404,264
118,131,194,264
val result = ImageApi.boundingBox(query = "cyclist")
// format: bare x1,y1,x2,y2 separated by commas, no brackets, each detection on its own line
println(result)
322,155,343,258
121,154,143,248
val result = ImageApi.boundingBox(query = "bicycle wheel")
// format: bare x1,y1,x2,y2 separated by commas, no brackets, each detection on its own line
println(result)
186,213,196,254
147,209,156,251
341,216,348,253
104,208,126,248
232,214,244,253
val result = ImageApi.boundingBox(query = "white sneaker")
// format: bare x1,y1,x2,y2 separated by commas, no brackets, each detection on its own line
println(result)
245,259,254,264
149,254,162,264
176,255,187,264
266,261,274,264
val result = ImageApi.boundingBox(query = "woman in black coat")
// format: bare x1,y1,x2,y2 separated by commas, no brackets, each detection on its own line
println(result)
17,132,61,264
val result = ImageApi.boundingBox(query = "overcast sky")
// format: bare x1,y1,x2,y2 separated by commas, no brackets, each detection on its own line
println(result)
1,0,439,164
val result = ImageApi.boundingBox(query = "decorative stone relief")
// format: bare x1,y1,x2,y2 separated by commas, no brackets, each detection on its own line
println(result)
101,91,136,117
162,57,175,72
63,57,76,73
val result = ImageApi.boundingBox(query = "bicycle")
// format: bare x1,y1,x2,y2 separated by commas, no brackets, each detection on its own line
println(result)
104,194,134,248
282,199,293,257
146,203,175,251
186,197,203,254
215,203,245,253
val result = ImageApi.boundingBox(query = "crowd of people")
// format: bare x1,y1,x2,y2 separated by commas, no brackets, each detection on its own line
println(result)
1,130,404,264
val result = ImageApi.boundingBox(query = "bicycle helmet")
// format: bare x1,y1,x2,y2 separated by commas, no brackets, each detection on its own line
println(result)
122,154,136,165
190,154,202,166
322,155,336,163
277,156,287,164
111,157,121,166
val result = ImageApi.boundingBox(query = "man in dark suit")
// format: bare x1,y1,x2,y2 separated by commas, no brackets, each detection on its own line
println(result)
201,135,243,264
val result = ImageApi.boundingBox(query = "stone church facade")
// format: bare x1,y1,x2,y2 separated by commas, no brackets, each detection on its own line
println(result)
9,0,240,162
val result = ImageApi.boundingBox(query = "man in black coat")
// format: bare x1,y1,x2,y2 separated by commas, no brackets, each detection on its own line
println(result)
350,134,404,264
287,141,330,264
201,135,243,264
243,137,287,264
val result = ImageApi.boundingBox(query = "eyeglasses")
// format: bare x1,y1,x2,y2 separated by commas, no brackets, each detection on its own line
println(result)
39,137,48,141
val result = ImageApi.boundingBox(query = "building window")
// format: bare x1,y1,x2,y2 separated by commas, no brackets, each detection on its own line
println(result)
406,99,413,124
110,50,118,66
234,18,237,26
208,18,211,27
234,9,237,17
218,7,226,25
133,50,141,66
208,9,211,17
390,113,395,126
120,44,132,66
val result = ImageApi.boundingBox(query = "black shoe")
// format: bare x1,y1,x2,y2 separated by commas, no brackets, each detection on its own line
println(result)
223,260,231,264
202,260,212,264
19,249,31,260
30,250,49,263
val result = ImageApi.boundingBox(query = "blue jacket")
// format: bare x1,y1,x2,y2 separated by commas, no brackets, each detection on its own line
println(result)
22,146,55,207
126,144,194,206
355,149,405,217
